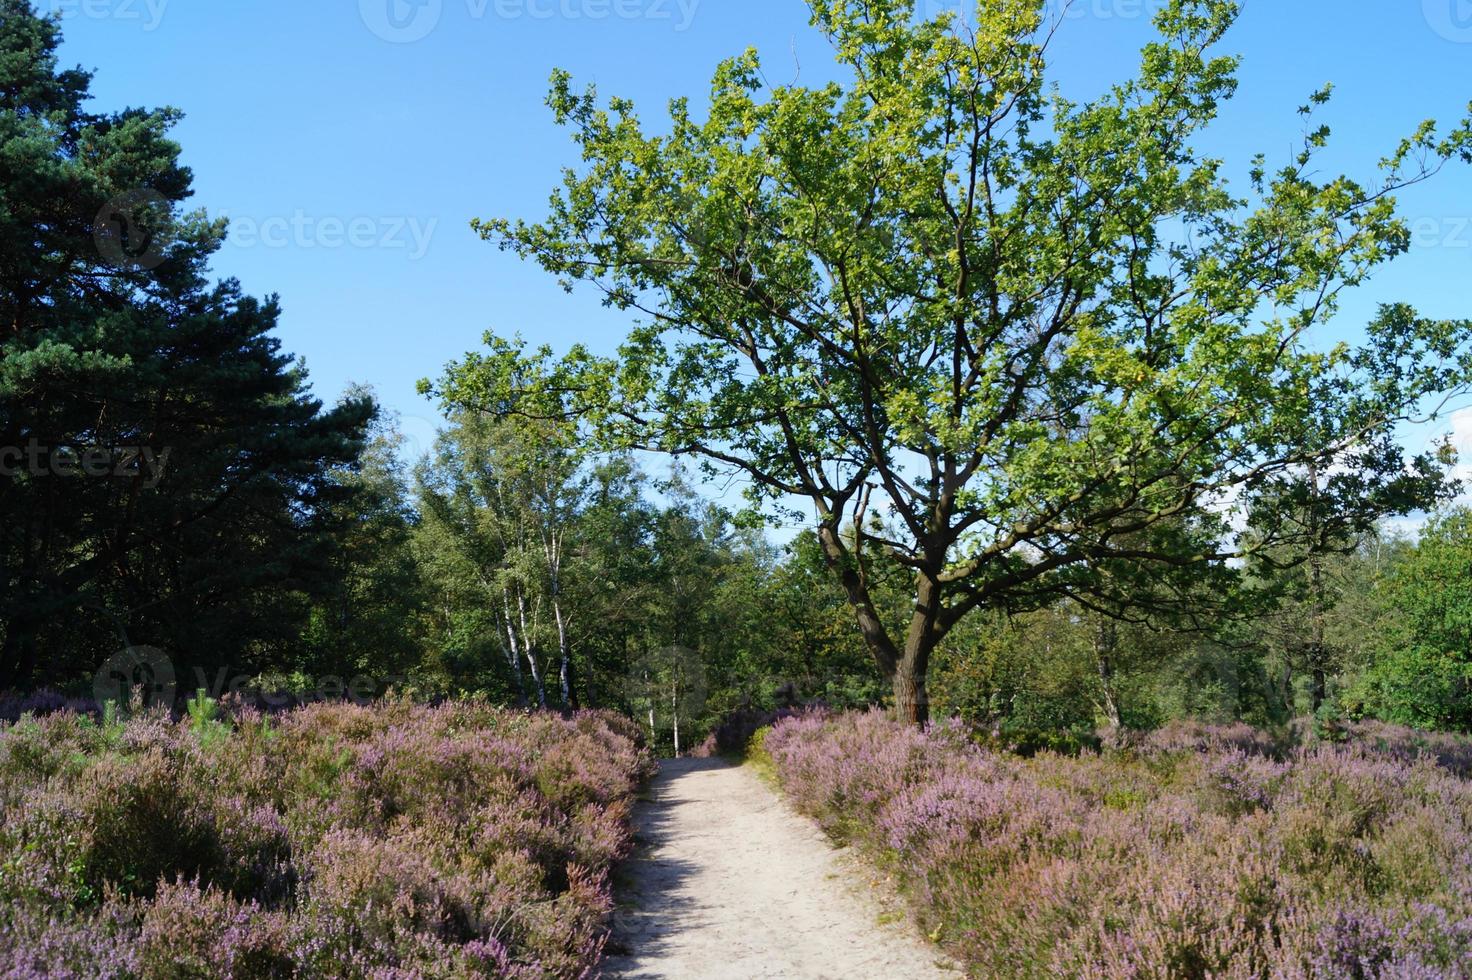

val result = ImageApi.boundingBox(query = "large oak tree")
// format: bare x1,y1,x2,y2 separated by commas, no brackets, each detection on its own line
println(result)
428,0,1472,722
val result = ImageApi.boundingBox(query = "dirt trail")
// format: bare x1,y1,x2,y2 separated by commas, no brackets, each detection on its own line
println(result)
602,758,954,980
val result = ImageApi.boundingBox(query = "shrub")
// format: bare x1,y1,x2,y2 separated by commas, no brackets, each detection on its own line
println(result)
765,711,1472,978
1337,719,1472,779
0,898,141,979
0,701,652,977
136,880,294,980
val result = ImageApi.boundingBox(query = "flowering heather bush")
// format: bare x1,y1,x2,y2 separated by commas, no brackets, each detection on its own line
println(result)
0,699,653,978
765,711,1472,978
1134,717,1285,759
1336,719,1472,780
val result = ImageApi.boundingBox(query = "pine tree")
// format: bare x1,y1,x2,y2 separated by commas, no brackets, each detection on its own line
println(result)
0,2,372,688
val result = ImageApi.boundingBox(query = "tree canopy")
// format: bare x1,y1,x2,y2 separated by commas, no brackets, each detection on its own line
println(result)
0,0,373,686
425,0,1472,721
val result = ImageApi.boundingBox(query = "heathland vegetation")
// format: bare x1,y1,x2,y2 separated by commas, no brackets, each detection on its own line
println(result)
6,0,1472,975
0,699,652,976
763,710,1472,977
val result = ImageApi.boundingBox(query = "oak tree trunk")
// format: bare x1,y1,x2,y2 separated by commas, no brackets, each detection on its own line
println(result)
816,524,941,727
892,573,942,726
892,662,929,726
892,621,933,726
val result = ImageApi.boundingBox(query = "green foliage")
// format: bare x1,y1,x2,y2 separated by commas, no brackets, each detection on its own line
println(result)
185,689,218,726
0,1,374,689
413,411,600,707
299,397,428,684
409,415,856,745
13,0,1472,767
1356,510,1472,731
428,0,1472,720
743,725,777,782
186,689,231,749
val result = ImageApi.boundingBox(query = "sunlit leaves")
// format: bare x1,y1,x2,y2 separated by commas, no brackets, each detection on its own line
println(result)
433,0,1472,679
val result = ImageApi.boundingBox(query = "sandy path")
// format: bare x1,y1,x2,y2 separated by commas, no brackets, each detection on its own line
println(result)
602,758,953,980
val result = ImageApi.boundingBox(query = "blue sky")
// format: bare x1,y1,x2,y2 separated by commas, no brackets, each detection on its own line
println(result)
50,0,1472,519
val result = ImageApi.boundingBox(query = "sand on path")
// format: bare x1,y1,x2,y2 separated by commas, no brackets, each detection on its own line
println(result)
602,757,954,980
